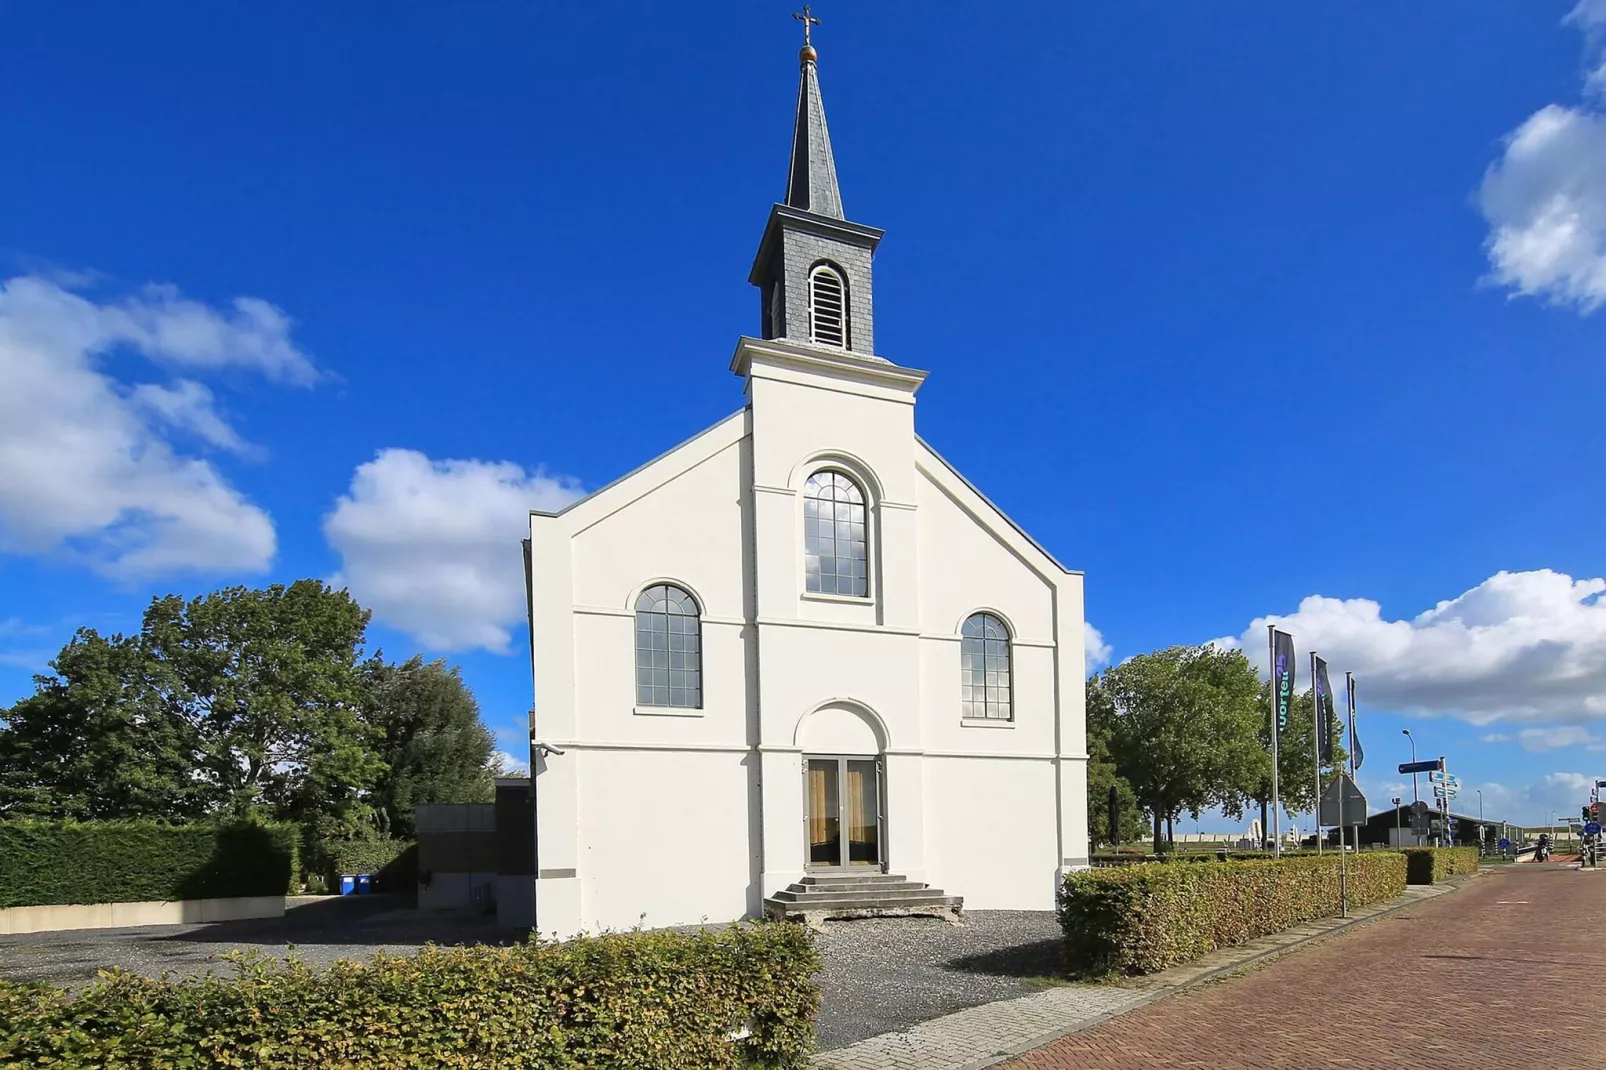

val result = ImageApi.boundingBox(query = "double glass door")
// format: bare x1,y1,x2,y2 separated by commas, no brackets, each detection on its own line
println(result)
805,756,883,870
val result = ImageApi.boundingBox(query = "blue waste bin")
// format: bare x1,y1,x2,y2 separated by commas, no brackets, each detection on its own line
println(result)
356,873,372,895
339,874,357,896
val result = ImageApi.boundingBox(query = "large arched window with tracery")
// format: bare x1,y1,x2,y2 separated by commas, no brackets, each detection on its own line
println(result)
961,612,1012,720
803,471,867,597
635,584,701,708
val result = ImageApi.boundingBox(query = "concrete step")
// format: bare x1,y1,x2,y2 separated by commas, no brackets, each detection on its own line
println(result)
777,881,930,897
771,884,940,902
765,892,962,910
798,873,909,886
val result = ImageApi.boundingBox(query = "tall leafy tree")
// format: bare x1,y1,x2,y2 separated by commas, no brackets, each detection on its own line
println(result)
1085,679,1145,848
0,629,206,819
0,581,382,830
1092,645,1269,852
364,655,497,838
140,580,381,824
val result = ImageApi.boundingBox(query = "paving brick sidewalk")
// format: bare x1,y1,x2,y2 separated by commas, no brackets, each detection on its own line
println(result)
1003,865,1606,1069
811,883,1453,1070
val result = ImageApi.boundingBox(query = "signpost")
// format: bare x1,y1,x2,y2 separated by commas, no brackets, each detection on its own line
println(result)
1318,773,1368,917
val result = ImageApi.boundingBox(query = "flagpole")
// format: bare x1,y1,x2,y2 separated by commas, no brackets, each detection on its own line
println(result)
1311,651,1322,857
1340,670,1355,918
1268,625,1280,857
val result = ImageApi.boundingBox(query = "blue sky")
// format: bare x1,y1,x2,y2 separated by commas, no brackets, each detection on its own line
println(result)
3,3,1605,828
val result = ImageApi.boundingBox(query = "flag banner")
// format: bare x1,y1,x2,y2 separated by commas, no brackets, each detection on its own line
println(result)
1272,629,1296,734
1314,656,1336,764
1348,674,1364,771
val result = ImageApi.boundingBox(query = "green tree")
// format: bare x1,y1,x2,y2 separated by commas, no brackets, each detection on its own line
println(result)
1085,679,1145,848
1091,645,1269,852
0,629,206,819
0,581,382,831
364,655,497,838
140,581,381,826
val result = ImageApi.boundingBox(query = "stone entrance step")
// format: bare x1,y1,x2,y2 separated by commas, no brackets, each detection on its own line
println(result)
762,873,964,928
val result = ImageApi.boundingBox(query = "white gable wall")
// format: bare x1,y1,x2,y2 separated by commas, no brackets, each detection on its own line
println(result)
526,343,1089,935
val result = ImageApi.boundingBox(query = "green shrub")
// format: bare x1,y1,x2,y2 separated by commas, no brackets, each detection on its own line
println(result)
1058,852,1407,975
314,837,417,893
0,820,297,908
0,923,819,1069
1401,846,1480,884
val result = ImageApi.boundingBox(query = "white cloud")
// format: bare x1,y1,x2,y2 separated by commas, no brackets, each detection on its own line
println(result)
324,449,583,653
491,750,530,776
1477,3,1606,311
1228,569,1606,726
1473,772,1604,825
1517,725,1599,751
0,275,307,580
1084,622,1113,668
129,380,254,454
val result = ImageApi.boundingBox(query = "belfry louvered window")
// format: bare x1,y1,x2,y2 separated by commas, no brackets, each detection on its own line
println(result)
808,265,846,348
803,471,867,596
961,613,1012,720
635,584,701,708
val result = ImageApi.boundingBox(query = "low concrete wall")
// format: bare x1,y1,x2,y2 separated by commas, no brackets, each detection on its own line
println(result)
0,895,285,935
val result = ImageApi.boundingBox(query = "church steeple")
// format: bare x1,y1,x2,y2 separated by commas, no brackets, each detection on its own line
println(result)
785,17,844,219
750,8,884,358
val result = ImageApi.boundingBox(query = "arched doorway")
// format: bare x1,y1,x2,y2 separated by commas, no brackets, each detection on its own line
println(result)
796,702,887,873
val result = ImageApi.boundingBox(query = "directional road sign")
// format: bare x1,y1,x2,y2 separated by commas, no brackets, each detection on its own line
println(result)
1319,773,1369,827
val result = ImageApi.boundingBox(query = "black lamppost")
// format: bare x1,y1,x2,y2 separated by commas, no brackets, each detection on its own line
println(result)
1402,729,1419,803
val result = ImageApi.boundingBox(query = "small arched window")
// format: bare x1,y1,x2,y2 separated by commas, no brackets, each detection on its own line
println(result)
808,265,846,348
961,613,1011,720
803,471,867,596
635,584,701,708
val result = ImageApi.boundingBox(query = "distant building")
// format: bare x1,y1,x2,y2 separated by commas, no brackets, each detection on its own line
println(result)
1352,804,1516,849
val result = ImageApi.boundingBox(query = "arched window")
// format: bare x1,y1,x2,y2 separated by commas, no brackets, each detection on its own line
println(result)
808,264,846,348
961,613,1011,720
804,471,867,596
635,584,701,708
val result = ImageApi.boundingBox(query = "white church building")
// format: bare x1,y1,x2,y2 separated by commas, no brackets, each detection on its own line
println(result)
518,34,1089,937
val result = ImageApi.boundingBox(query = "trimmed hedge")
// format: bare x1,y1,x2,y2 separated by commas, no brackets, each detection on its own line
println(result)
317,838,418,893
0,820,298,909
1401,846,1480,884
0,924,820,1069
1058,852,1407,975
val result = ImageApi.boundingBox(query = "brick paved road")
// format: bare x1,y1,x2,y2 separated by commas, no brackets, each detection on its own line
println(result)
1005,865,1606,1069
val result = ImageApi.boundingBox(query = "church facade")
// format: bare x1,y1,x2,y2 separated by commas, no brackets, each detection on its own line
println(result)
519,37,1089,937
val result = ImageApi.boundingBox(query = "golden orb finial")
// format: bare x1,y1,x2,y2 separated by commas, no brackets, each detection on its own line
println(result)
793,6,820,64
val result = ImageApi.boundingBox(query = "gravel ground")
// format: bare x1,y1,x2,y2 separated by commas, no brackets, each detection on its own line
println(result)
813,910,1063,1051
0,896,516,988
0,900,1064,1054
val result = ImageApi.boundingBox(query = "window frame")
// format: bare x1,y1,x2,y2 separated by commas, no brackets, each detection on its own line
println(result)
807,263,848,349
802,469,870,600
960,611,1013,722
633,583,703,710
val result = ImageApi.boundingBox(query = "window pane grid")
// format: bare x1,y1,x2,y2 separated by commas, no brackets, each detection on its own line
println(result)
960,613,1012,720
634,584,701,708
804,472,868,597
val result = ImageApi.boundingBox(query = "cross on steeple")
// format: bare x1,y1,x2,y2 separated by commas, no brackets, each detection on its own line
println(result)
793,5,820,49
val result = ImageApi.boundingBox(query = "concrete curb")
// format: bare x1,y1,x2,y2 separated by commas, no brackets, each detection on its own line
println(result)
838,878,1469,1070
